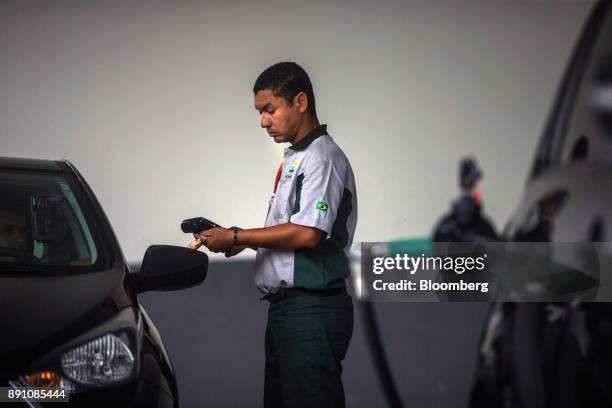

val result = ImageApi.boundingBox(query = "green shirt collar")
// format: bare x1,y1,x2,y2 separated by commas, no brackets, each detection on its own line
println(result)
289,124,328,151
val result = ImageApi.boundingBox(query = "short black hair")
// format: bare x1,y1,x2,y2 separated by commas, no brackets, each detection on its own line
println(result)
253,62,317,116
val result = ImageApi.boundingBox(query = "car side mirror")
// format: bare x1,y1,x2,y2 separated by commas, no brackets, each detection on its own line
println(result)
135,245,207,293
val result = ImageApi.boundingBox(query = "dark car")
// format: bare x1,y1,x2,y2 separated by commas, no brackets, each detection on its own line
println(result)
0,157,208,407
470,0,612,407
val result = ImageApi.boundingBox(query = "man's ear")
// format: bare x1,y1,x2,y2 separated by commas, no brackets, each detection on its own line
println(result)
293,91,309,113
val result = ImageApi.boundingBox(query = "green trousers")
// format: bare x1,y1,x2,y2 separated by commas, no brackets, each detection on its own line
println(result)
264,291,354,408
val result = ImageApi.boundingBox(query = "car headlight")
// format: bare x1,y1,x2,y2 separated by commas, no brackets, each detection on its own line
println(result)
61,332,135,386
16,307,141,394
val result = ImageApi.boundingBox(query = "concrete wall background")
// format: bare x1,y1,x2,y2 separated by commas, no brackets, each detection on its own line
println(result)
0,0,595,263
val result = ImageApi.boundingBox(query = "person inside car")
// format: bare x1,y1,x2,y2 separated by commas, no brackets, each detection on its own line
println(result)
0,202,31,262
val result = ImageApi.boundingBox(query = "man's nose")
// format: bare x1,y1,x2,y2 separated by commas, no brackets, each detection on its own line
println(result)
260,114,271,129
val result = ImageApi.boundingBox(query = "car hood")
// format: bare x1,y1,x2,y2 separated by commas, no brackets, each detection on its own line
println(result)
0,267,131,378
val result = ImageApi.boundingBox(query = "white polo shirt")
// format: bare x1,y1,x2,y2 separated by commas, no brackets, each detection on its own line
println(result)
254,125,358,294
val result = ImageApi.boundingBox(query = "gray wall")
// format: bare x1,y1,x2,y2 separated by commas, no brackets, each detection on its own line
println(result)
0,0,594,263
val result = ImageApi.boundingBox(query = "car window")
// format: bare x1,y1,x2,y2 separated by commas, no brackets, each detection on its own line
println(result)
530,1,610,178
559,7,612,167
0,171,104,270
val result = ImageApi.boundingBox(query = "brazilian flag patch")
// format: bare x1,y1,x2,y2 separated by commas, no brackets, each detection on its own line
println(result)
315,200,329,212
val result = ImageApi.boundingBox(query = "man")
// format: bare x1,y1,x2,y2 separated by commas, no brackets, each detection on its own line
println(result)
0,208,27,251
0,204,30,263
199,62,357,408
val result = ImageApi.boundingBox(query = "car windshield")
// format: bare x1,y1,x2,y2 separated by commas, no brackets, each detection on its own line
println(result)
0,171,105,272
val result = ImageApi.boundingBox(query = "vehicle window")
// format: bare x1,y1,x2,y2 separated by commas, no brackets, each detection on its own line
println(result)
557,5,612,167
0,171,103,270
530,2,610,178
559,11,612,167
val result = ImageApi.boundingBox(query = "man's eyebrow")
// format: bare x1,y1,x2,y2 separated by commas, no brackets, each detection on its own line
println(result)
256,103,273,113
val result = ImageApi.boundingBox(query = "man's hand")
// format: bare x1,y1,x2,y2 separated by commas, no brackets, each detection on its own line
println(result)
196,227,233,253
223,226,249,257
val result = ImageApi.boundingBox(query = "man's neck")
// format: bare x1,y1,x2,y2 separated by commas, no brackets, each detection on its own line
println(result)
291,117,320,146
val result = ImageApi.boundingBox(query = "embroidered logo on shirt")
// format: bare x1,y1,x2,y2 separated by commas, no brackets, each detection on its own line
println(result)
316,200,329,212
284,162,300,179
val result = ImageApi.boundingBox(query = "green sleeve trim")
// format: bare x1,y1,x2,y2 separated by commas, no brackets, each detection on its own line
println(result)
293,188,353,290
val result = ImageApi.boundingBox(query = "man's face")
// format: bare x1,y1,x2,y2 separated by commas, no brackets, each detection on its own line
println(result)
0,210,27,250
254,89,302,144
